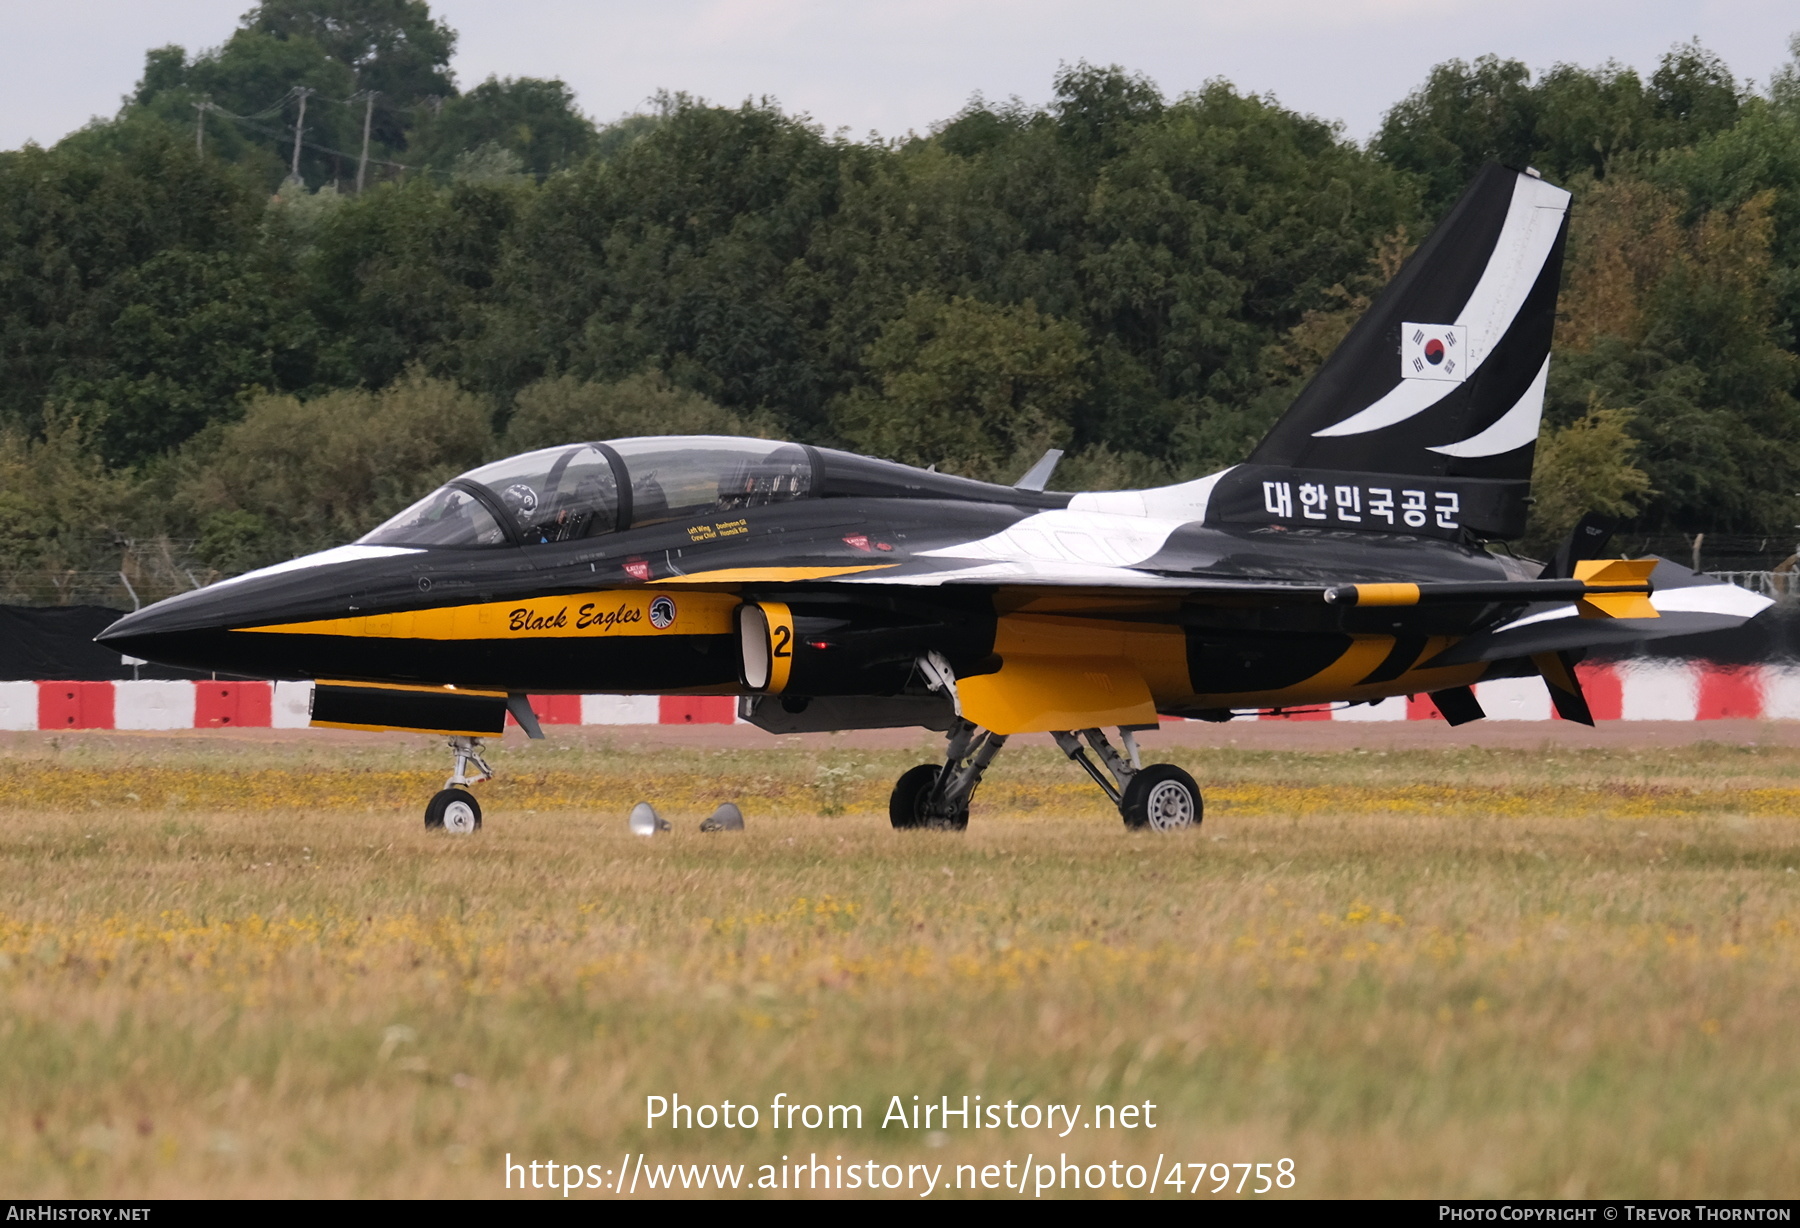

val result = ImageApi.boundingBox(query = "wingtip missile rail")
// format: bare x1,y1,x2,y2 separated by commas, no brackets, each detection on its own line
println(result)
1322,560,1657,619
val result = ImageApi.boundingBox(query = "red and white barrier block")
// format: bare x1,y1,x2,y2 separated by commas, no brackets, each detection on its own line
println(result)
1,664,1797,730
0,681,742,731
1291,661,1792,722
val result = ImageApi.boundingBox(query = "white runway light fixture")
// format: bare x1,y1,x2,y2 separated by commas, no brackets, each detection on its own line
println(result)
629,802,669,836
699,802,745,832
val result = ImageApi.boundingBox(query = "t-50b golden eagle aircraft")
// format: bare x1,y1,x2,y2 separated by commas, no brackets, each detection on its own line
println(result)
101,165,1771,834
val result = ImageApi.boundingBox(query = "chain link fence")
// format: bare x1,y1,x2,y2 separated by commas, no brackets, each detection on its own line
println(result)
0,538,218,610
1705,570,1800,602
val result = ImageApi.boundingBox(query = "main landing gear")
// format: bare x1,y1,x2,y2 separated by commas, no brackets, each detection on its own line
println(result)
424,737,492,834
889,720,1008,830
887,720,1203,833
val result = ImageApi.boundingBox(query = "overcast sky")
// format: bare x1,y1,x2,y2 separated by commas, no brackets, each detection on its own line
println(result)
5,1,1798,151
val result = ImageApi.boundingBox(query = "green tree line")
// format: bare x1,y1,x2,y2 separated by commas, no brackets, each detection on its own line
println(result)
3,1,1799,602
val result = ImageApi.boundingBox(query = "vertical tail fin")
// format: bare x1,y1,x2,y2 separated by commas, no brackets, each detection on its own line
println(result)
1206,164,1571,541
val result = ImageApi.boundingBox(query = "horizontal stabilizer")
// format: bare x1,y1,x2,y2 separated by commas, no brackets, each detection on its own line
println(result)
1423,559,1772,667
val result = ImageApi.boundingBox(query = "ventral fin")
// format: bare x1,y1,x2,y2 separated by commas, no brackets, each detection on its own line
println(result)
1429,685,1486,726
1531,650,1594,725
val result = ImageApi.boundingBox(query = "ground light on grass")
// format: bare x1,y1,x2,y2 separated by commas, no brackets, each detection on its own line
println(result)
0,735,1797,1197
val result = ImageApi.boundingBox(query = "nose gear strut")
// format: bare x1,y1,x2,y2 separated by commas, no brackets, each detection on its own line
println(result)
446,736,494,789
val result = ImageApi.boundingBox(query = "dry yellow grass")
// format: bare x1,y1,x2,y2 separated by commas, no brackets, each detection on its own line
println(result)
1,734,1798,1198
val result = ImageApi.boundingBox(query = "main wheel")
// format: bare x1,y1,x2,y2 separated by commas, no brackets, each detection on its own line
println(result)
1120,764,1201,832
425,787,482,834
888,764,968,831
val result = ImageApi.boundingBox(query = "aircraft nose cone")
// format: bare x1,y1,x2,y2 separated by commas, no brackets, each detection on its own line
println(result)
92,543,426,677
95,585,244,669
96,602,169,651
95,607,150,651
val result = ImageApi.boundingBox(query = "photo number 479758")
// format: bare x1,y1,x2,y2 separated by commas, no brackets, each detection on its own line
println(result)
1166,1158,1296,1195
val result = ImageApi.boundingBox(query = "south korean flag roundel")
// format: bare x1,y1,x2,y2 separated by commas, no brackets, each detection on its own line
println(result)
1401,322,1465,383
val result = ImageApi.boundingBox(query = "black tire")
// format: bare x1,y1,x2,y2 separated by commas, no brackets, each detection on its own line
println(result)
425,787,482,834
1120,764,1201,832
888,764,968,831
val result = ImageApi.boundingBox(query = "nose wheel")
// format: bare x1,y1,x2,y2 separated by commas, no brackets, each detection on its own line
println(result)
426,737,493,834
425,788,482,833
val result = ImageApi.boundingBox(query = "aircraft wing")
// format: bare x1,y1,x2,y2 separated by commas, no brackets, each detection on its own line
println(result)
654,508,1496,599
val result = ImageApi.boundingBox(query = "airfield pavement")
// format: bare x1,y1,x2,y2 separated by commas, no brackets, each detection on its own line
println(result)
1,721,1797,1198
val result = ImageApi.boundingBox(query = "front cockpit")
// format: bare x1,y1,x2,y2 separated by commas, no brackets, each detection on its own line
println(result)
358,436,815,549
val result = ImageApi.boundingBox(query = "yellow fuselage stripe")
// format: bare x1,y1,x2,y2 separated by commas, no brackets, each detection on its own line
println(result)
237,590,740,640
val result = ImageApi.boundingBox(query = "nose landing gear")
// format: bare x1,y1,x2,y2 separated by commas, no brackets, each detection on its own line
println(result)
425,736,492,833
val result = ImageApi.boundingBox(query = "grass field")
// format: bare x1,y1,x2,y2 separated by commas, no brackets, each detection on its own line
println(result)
2,729,1798,1198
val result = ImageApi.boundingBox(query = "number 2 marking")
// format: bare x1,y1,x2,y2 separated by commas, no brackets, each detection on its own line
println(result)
771,625,791,658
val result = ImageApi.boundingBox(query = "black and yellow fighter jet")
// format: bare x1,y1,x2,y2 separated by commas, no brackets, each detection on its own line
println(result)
100,165,1771,834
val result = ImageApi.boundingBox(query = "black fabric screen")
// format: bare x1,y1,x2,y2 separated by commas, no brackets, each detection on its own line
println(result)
0,606,207,681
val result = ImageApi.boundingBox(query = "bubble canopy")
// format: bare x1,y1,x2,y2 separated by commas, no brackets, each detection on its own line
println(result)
358,436,814,548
